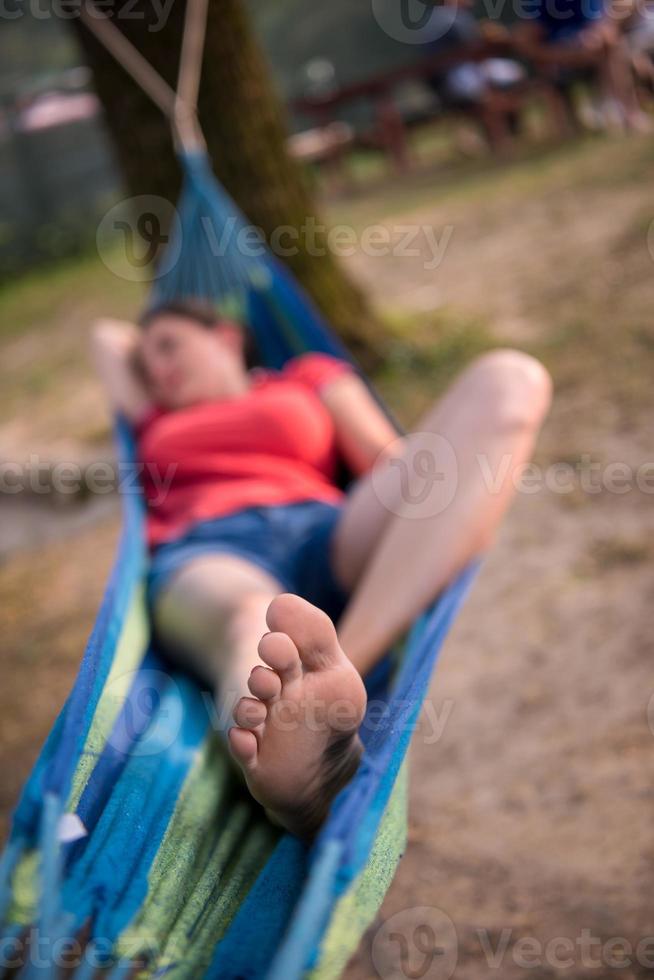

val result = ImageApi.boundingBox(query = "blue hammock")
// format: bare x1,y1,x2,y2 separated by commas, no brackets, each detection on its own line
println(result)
0,151,477,979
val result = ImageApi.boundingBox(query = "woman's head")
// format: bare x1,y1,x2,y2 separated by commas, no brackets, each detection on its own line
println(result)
138,300,250,409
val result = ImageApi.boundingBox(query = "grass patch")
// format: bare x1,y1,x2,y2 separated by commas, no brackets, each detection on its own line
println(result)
374,308,495,422
588,536,651,571
0,246,143,343
327,133,654,231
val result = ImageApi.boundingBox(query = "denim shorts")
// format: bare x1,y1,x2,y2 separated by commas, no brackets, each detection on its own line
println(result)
147,500,349,622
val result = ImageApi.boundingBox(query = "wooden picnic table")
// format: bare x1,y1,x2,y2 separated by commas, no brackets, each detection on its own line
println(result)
291,38,521,170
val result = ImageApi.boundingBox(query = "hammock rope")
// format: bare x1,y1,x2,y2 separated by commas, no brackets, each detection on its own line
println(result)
175,0,209,150
79,0,207,152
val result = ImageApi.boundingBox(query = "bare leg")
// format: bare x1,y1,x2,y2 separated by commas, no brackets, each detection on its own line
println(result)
334,350,552,676
602,37,651,130
153,554,283,733
544,82,581,138
153,558,367,838
475,95,513,155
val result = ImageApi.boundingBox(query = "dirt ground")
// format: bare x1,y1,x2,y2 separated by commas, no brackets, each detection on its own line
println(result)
1,133,653,979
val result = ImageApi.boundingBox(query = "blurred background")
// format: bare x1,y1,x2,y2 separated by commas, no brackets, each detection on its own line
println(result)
1,0,653,976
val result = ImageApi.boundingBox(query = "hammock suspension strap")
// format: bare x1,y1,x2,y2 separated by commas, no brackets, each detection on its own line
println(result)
79,0,208,153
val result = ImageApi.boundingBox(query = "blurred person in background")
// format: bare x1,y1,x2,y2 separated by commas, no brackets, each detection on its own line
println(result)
424,0,529,152
620,0,654,99
515,0,651,132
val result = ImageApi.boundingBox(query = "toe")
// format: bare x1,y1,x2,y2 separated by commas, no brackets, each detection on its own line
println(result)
248,665,282,701
258,630,302,681
266,594,342,670
228,727,258,771
233,696,267,729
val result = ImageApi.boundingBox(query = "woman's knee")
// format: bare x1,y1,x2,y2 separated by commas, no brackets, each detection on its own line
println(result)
466,348,552,431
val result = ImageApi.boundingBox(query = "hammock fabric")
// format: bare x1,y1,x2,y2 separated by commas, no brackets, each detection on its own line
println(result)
0,152,476,979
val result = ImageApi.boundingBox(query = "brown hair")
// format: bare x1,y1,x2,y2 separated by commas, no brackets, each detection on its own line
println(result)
139,299,260,367
138,298,224,330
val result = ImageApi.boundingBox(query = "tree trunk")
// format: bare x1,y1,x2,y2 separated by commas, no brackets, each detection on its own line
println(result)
72,0,381,364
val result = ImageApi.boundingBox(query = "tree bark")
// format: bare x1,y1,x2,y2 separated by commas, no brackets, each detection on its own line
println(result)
72,0,381,364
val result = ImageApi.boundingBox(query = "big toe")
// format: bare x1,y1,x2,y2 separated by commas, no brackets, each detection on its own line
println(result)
266,594,341,670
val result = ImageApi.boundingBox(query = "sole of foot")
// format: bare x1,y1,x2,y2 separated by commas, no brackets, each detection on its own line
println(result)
228,593,367,839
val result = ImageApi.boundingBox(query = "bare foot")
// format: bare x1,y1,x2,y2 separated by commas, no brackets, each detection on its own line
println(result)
227,594,367,839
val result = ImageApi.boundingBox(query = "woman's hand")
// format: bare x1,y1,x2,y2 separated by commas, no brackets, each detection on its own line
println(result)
90,318,153,425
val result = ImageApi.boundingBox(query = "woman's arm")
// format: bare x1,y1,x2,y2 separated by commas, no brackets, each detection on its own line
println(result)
90,318,153,425
320,373,399,475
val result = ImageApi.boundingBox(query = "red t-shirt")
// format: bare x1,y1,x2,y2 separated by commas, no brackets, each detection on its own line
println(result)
136,353,352,548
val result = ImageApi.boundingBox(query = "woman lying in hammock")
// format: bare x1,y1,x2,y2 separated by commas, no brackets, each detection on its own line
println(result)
92,301,551,839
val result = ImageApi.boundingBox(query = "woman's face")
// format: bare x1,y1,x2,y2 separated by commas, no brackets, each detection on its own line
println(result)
140,314,247,410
